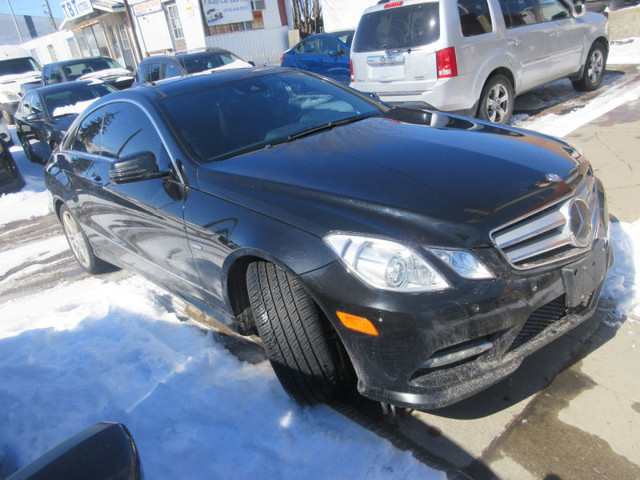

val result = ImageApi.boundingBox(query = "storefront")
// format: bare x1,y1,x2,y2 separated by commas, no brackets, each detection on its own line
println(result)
60,0,140,69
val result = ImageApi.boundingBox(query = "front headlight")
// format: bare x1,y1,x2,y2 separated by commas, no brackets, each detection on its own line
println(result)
324,233,450,293
429,248,494,280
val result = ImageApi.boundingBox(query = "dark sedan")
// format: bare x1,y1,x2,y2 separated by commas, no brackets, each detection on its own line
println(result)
41,57,135,90
45,69,612,410
0,138,24,194
15,81,116,164
280,31,353,84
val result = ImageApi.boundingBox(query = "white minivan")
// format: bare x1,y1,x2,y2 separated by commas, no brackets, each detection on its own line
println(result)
350,0,609,123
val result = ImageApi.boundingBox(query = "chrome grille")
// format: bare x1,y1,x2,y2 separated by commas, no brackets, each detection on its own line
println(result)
492,175,598,269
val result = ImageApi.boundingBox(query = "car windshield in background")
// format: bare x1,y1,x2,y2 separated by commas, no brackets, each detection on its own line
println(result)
179,51,244,74
43,83,116,118
353,3,440,52
161,71,383,163
330,30,355,47
64,58,122,80
0,57,41,75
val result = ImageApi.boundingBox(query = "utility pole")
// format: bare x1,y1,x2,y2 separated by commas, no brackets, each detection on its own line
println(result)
6,0,24,43
44,0,57,31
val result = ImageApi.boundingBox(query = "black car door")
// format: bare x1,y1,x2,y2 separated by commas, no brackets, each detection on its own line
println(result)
77,101,204,300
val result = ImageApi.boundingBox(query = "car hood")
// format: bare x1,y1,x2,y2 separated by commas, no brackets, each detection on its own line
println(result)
197,114,587,248
0,71,41,92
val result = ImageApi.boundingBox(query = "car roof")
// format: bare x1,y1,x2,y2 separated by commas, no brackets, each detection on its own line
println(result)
28,80,109,95
139,48,231,64
43,57,111,68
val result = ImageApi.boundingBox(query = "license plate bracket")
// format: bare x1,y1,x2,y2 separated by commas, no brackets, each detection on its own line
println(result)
562,248,607,308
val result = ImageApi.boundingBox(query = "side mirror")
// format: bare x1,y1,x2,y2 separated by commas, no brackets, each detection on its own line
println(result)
109,151,169,184
573,2,586,16
25,112,42,122
329,50,339,57
248,61,256,67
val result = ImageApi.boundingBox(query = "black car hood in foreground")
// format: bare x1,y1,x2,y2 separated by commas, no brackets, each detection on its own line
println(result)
198,113,586,249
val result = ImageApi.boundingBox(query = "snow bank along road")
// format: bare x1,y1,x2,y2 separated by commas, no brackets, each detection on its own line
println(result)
2,38,640,480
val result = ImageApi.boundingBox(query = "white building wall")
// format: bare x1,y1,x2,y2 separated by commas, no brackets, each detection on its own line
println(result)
322,0,376,32
176,0,207,50
134,10,174,54
21,30,75,65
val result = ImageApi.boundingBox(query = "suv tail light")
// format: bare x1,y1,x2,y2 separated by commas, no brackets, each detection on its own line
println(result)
350,58,354,83
436,47,458,78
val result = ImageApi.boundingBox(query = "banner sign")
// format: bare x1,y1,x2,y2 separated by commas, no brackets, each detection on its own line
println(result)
201,0,253,26
60,0,94,20
133,0,163,16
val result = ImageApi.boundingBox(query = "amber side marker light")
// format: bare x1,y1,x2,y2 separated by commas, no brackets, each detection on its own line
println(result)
336,311,379,336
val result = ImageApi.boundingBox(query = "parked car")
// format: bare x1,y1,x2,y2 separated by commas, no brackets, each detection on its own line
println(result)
41,57,134,90
15,81,117,164
0,138,24,194
46,68,611,410
133,48,253,85
0,117,12,145
350,0,609,124
280,30,354,84
0,45,41,124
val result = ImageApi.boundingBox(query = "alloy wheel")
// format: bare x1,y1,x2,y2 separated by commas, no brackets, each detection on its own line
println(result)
62,210,91,269
485,84,510,123
587,50,604,85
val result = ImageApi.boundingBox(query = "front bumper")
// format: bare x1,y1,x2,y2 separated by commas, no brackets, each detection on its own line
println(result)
301,202,612,410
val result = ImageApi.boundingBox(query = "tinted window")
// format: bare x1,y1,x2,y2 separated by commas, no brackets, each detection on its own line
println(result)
538,0,570,21
100,102,169,164
146,62,161,82
353,3,440,53
318,38,340,55
0,57,40,75
73,108,104,154
160,71,382,163
499,0,539,27
50,66,63,83
19,93,33,116
61,58,121,80
458,0,493,37
179,51,244,74
296,39,317,54
31,94,43,115
163,62,181,79
42,83,116,118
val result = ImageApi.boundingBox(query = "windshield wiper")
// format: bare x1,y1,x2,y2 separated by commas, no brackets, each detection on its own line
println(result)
287,112,381,141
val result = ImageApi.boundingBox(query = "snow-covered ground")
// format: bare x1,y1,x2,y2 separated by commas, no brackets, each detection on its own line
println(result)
1,38,639,479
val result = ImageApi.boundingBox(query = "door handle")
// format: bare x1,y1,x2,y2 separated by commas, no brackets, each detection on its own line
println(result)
506,38,521,47
550,31,560,38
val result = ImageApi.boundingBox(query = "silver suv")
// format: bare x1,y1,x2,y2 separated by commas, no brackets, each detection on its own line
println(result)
350,0,609,123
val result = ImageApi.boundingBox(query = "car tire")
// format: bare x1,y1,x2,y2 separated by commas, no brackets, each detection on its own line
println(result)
572,42,606,92
247,261,350,404
19,135,35,162
59,204,110,274
477,74,514,124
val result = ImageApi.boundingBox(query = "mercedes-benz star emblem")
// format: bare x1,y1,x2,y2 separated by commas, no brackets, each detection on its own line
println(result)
545,173,563,183
569,199,593,247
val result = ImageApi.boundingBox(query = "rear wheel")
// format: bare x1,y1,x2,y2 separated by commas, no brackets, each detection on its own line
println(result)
572,42,606,92
59,204,109,274
19,135,35,162
247,261,351,404
477,74,514,124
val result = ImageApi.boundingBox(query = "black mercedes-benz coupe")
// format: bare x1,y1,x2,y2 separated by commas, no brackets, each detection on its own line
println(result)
45,68,612,410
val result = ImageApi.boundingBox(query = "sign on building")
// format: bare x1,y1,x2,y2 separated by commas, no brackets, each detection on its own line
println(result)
60,0,94,20
201,0,253,26
132,0,163,16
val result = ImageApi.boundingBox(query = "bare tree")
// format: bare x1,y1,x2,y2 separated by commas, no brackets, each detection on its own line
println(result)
291,0,322,38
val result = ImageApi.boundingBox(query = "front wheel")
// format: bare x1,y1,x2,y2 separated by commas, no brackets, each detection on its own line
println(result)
59,204,110,274
247,261,351,404
572,42,606,92
19,135,35,162
477,74,514,124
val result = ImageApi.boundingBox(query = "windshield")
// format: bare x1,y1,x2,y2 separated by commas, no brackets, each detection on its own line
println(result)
179,51,245,74
353,3,440,52
0,57,41,76
161,71,383,163
42,83,116,118
63,58,122,80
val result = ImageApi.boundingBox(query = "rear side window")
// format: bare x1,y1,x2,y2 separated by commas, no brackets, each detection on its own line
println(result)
353,3,440,53
458,0,493,37
73,108,104,154
146,63,161,82
499,0,539,27
163,62,181,79
296,39,317,54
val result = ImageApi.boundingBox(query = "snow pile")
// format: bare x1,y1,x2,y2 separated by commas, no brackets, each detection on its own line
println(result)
602,221,640,318
0,190,52,225
0,275,439,479
608,38,640,66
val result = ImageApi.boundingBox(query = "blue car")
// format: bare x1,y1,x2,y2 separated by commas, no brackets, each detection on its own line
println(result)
280,31,354,84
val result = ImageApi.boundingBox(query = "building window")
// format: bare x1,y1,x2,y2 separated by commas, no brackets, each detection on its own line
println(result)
252,0,265,9
167,4,184,40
